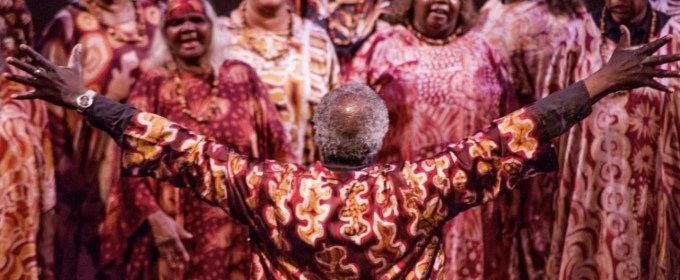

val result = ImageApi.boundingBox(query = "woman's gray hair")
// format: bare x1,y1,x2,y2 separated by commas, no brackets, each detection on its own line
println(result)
313,83,389,166
146,0,232,73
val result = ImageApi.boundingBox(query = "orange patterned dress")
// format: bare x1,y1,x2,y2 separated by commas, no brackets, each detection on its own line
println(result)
0,73,55,280
547,8,680,280
37,0,160,278
346,25,514,280
99,60,294,280
222,8,341,167
0,1,55,279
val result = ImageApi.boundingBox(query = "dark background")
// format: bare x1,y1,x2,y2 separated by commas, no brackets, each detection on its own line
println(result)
26,0,604,43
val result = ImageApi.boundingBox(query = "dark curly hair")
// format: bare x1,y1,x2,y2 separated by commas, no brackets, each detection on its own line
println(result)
383,0,478,35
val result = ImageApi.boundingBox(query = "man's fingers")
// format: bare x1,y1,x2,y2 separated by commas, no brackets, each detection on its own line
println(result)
67,44,83,73
643,79,672,92
642,53,680,65
619,25,632,49
3,73,50,88
19,44,55,71
6,57,41,77
10,90,40,100
638,35,673,55
645,69,680,78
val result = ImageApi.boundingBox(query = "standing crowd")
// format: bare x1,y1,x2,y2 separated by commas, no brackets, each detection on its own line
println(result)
1,0,680,279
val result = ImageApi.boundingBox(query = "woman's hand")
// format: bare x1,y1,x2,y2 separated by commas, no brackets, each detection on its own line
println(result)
585,25,680,101
4,44,88,108
147,210,193,272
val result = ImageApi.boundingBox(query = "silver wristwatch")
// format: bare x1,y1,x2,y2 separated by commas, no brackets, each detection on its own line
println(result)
75,90,97,113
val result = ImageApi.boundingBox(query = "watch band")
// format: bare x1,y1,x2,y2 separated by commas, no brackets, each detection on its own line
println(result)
76,90,97,113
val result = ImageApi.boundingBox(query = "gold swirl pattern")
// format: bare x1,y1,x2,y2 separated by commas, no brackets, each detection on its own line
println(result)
117,100,559,279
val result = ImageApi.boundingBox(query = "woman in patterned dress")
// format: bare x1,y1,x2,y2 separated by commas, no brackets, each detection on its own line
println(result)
98,0,294,279
38,0,161,278
0,2,55,278
474,1,601,278
221,0,341,167
346,0,515,279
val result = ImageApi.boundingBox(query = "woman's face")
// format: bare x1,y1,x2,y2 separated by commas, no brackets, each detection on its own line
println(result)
165,13,212,62
412,0,461,38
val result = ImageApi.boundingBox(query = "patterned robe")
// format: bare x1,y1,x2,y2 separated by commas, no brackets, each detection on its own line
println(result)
0,73,55,280
99,60,294,280
221,8,341,166
474,1,601,279
89,78,592,279
37,1,160,278
291,0,390,70
0,1,55,279
546,11,680,280
346,25,514,280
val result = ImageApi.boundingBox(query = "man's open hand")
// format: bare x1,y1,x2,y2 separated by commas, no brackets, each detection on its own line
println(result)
586,26,680,100
4,44,88,109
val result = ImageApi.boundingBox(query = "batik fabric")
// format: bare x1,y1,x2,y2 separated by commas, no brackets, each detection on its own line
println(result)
547,8,680,280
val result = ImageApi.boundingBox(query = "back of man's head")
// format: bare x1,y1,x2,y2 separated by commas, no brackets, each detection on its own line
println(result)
313,83,389,166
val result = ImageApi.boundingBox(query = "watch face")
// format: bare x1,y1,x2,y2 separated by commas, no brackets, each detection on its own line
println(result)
78,96,88,106
77,95,93,108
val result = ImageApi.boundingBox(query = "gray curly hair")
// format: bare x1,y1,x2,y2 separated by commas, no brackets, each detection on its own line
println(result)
313,83,389,166
146,0,232,73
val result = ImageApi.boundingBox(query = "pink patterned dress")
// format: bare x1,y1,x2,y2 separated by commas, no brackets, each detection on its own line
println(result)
547,8,680,280
346,25,515,280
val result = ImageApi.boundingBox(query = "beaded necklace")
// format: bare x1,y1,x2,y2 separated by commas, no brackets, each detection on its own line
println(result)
85,0,146,43
240,4,294,62
173,67,220,123
407,23,457,46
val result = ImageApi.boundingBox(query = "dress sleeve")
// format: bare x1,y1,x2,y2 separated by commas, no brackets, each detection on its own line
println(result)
398,81,593,219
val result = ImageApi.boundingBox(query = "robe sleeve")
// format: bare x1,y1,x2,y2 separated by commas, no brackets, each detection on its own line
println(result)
397,81,592,219
117,72,166,218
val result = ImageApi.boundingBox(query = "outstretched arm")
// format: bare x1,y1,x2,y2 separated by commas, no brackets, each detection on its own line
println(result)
3,26,680,208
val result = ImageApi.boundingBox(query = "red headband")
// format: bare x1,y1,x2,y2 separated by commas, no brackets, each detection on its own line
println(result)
165,0,206,21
